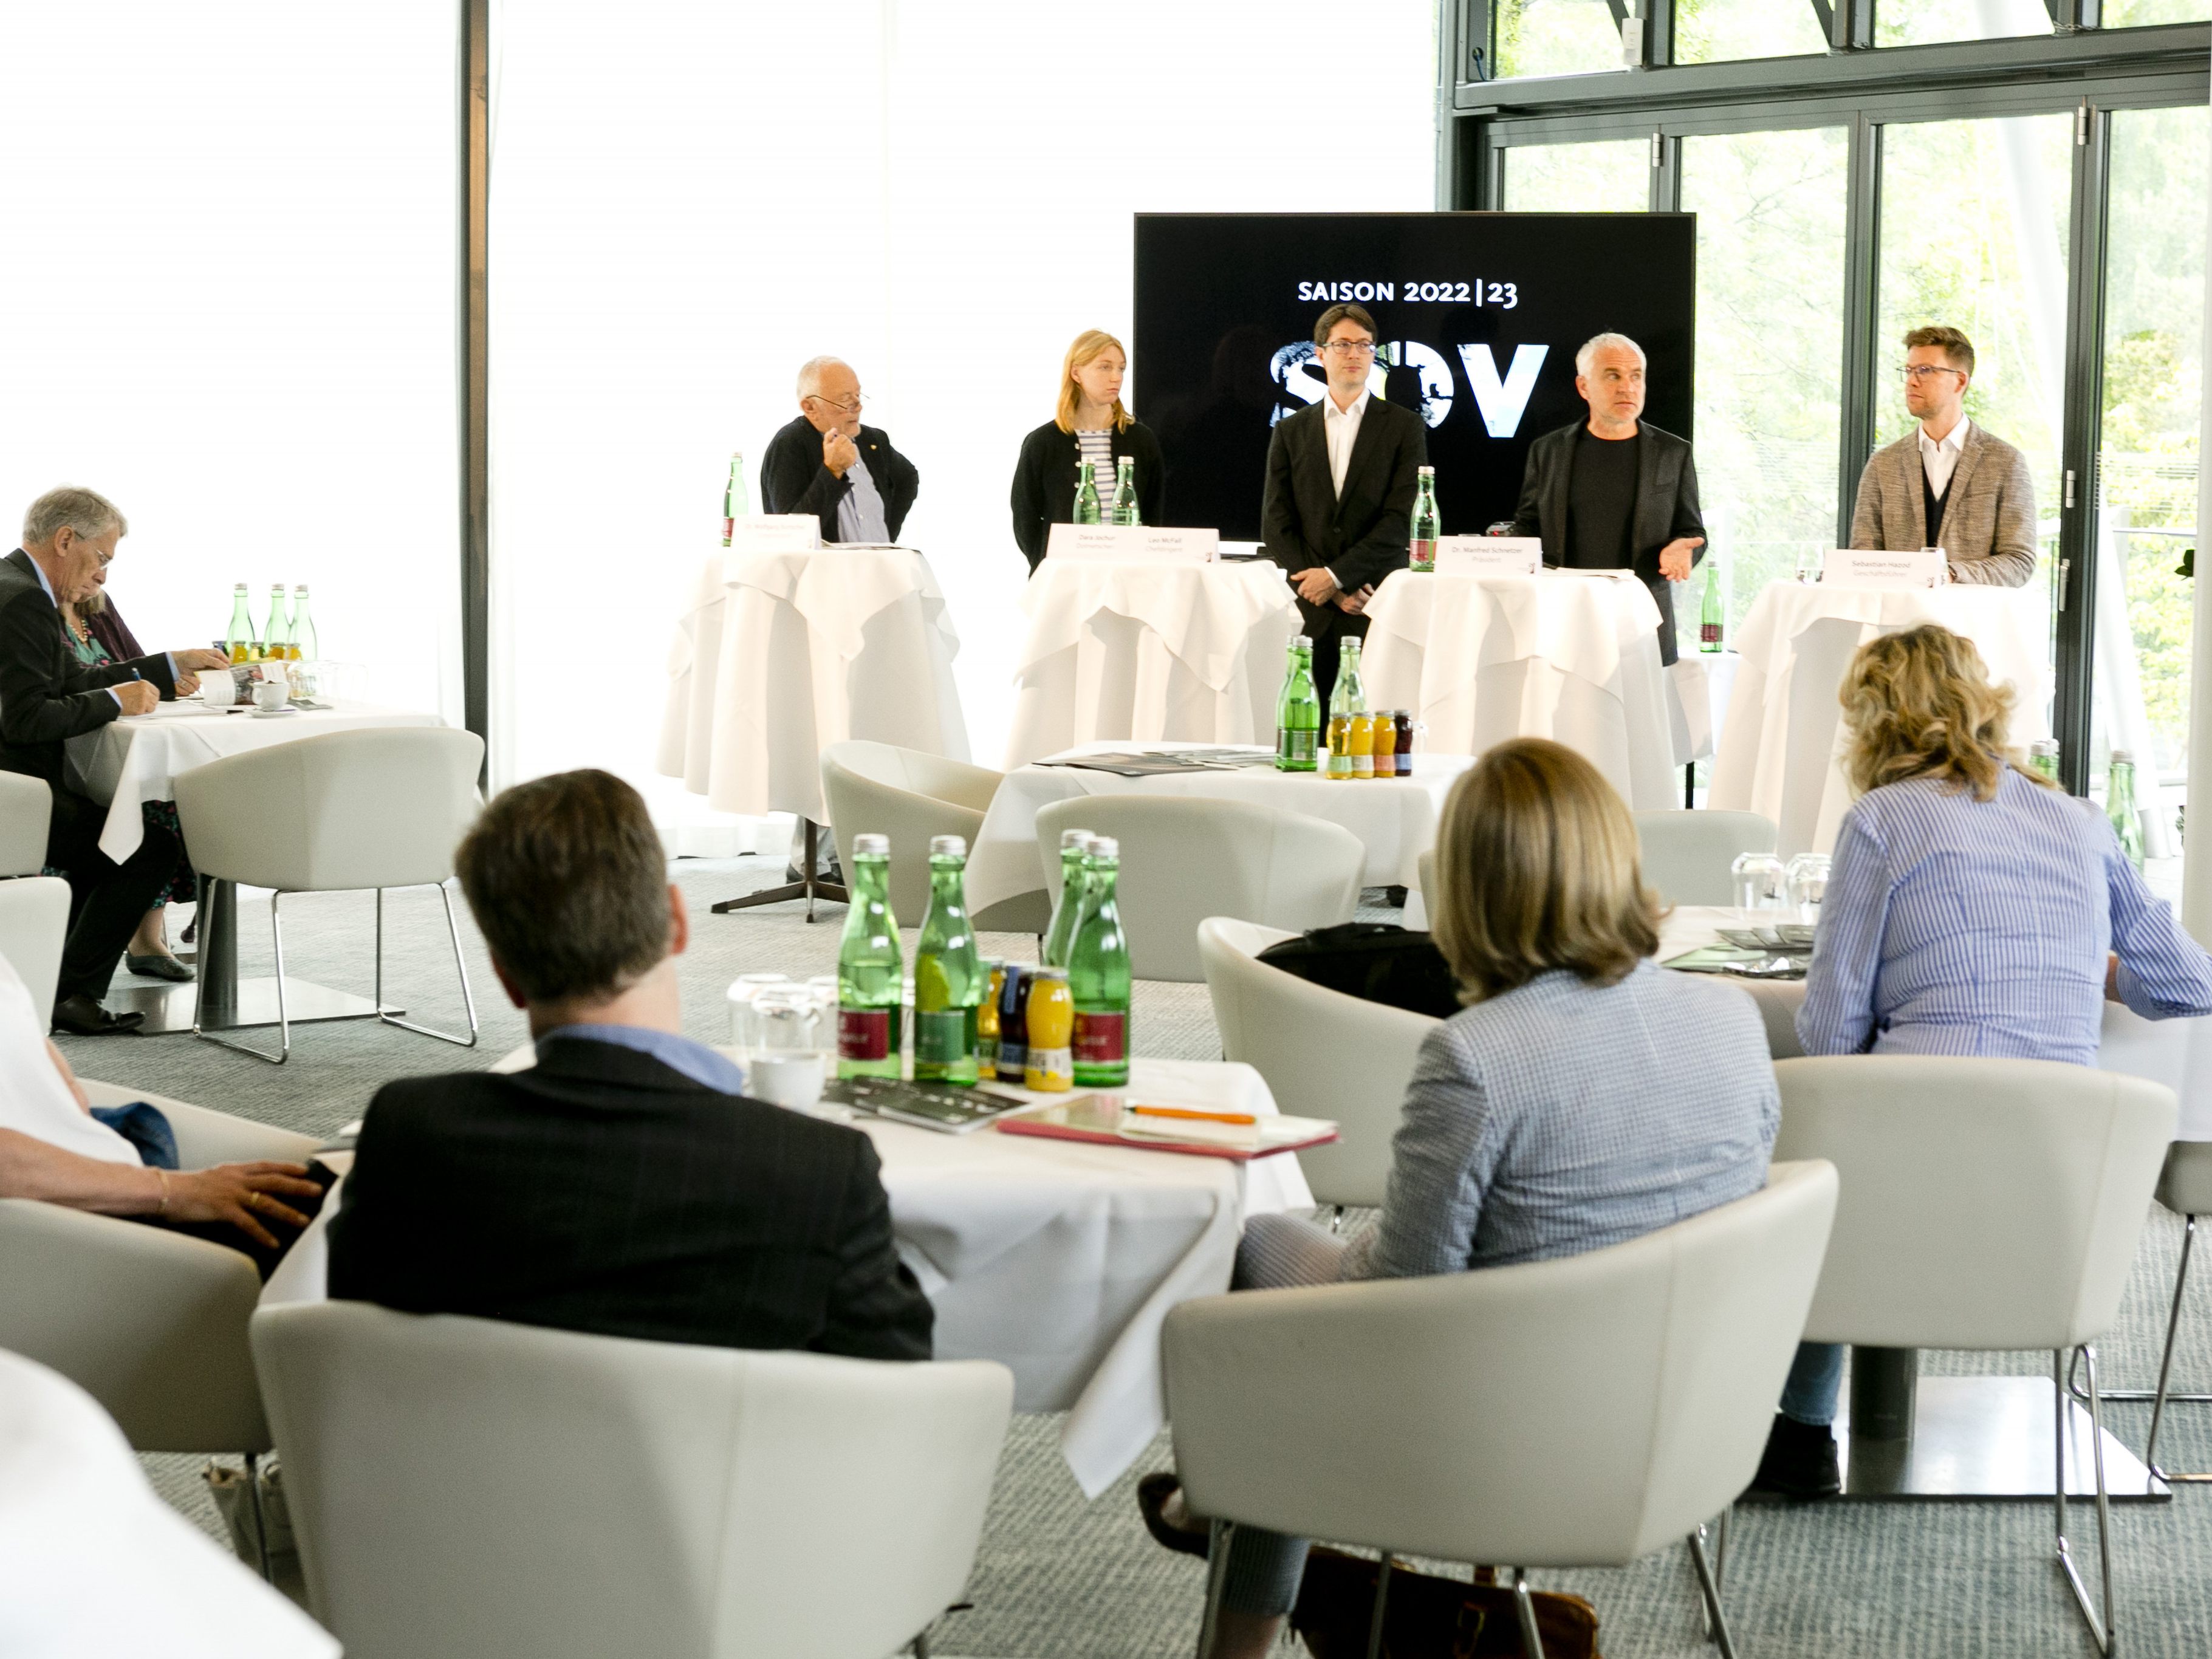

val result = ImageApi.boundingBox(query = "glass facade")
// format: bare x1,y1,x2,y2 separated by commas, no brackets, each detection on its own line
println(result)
1676,0,1830,63
1495,0,1623,79
1501,138,1650,211
1874,0,2053,46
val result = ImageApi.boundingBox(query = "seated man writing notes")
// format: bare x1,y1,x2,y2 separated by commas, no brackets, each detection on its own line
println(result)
328,768,934,1360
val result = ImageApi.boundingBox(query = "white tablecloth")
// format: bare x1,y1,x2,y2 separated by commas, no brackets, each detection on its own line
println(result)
1003,559,1301,770
1661,905,2212,1139
966,743,1475,914
269,1053,1310,1500
657,546,970,822
1359,569,1678,810
1707,582,2050,857
66,702,444,864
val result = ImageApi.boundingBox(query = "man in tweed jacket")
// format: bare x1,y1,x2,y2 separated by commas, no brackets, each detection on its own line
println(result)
1847,324,2036,587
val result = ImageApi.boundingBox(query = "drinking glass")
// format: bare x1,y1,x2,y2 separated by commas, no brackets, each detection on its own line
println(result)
1793,547,1824,584
725,972,792,1054
1731,851,1789,912
1786,853,1832,923
747,986,826,1110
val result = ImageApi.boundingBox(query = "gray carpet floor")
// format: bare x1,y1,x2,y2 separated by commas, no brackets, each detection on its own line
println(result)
74,857,2212,1657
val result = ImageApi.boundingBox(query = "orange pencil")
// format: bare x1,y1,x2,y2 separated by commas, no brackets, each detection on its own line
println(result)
1126,1104,1258,1126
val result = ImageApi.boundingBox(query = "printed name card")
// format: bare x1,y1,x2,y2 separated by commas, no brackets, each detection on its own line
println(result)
726,515,823,556
1827,547,1947,590
1046,524,1219,564
1434,535,1543,577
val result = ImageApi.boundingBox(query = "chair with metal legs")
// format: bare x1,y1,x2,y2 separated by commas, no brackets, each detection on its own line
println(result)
174,727,485,1064
1166,1163,1838,1659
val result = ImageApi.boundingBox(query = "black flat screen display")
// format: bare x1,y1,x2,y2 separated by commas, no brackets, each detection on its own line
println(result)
1134,212,1696,544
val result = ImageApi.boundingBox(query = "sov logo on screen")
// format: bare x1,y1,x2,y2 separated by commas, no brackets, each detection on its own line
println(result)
1270,341,1550,438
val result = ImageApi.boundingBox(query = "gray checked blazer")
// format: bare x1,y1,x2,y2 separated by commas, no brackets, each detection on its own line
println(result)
1847,423,2038,587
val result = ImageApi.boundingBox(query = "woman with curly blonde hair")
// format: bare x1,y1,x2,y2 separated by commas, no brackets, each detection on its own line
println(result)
1758,623,2212,1499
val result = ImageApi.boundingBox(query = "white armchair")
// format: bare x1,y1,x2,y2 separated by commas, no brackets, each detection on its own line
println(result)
0,770,51,876
1164,1162,1838,1656
252,1301,1015,1659
820,741,1046,934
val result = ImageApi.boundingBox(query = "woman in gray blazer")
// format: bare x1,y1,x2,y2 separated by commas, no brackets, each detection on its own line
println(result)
1142,737,1781,1658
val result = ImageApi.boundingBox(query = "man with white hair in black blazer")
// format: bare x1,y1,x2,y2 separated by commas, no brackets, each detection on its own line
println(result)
1508,331,1707,666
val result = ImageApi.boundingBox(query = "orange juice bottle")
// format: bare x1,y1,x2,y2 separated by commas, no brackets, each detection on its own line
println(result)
1023,967,1074,1091
1325,713,1355,780
1348,712,1374,779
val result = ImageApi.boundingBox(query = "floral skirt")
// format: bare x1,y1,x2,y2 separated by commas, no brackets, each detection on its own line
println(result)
145,800,197,909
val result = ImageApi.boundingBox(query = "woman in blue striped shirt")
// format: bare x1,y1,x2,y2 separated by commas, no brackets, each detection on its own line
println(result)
1757,623,2212,1496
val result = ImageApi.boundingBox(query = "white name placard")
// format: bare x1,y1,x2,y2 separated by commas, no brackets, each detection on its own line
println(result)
1828,547,1947,590
1434,535,1543,577
1046,523,1219,564
726,515,822,555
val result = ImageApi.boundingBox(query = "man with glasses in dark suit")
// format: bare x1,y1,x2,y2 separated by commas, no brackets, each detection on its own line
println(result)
760,356,920,545
1261,303,1429,711
328,768,934,1362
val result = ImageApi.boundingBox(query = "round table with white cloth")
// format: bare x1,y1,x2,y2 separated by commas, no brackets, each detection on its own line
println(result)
965,742,1476,914
1358,568,1679,810
1002,558,1301,770
267,1054,1312,1500
657,546,970,823
66,701,443,864
1707,581,2050,857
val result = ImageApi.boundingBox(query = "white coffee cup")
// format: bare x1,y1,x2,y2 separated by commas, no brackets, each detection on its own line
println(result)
746,1052,826,1110
253,676,290,711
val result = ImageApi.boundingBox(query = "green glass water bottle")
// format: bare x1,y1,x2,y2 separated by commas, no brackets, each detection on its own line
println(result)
1409,466,1439,573
836,833,903,1078
1068,836,1131,1087
1275,635,1319,772
913,835,985,1083
1109,455,1140,527
2030,739,2060,783
1074,460,1103,526
721,452,747,547
1699,561,1724,653
2108,751,2146,869
289,586,318,661
224,583,258,664
1042,829,1094,969
263,583,292,660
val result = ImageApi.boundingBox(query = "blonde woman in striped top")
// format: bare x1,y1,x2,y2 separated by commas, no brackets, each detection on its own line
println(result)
1010,329,1166,570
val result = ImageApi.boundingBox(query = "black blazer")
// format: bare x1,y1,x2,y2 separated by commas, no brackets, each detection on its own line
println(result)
326,1036,934,1362
1510,420,1706,666
0,549,176,790
759,414,920,544
1008,419,1167,570
1260,397,1428,621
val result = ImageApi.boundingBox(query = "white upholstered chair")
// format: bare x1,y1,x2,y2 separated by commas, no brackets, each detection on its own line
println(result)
1631,809,1778,906
0,1084,318,1576
1197,916,1439,1210
0,874,72,1024
172,727,484,1063
1033,796,1362,982
0,770,51,875
252,1301,1014,1659
819,741,1046,934
1773,1055,2177,1653
1164,1161,1839,1657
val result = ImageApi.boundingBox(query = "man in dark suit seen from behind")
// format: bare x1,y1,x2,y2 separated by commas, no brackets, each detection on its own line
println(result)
3,488,231,1035
759,356,920,544
1261,303,1428,710
327,768,933,1361
1510,332,1705,666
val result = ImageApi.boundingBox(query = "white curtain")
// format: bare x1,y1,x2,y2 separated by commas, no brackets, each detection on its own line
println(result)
487,0,1439,830
0,5,462,722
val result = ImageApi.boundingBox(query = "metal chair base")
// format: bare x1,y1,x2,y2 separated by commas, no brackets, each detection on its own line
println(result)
710,820,848,922
2069,1213,2212,1482
193,884,479,1066
2054,1347,2118,1656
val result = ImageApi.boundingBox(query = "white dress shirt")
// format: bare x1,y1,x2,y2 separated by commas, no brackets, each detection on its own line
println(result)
1320,389,1370,592
1918,416,1970,500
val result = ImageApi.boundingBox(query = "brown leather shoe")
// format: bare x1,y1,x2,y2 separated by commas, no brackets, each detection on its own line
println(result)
52,994,145,1036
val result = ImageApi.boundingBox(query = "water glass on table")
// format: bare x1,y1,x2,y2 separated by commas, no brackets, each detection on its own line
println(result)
747,987,827,1111
1785,853,1831,925
1731,851,1789,912
725,973,792,1054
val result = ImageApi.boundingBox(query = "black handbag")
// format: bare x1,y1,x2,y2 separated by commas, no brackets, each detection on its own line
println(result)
1256,923,1462,1020
1293,1548,1603,1659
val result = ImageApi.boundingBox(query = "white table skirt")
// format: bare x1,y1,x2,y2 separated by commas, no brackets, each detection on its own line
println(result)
65,702,444,864
1359,569,1678,810
657,546,970,822
1003,559,1302,770
966,743,1476,914
268,1053,1310,1500
1661,905,2212,1138
1707,582,2050,857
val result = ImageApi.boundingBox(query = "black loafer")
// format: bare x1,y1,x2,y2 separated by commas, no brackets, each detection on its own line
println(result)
1136,1473,1210,1559
52,994,145,1036
1745,1413,1841,1499
126,952,196,983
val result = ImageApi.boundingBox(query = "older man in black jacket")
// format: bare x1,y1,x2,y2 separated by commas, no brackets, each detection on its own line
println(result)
1261,303,1428,711
329,767,933,1361
1510,332,1705,666
759,356,920,545
3,488,228,1034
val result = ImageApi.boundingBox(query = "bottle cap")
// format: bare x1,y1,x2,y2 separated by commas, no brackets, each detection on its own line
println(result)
852,833,890,857
930,835,967,857
2111,749,2134,764
1031,965,1069,980
1088,836,1119,860
1059,829,1092,850
1417,464,1435,475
